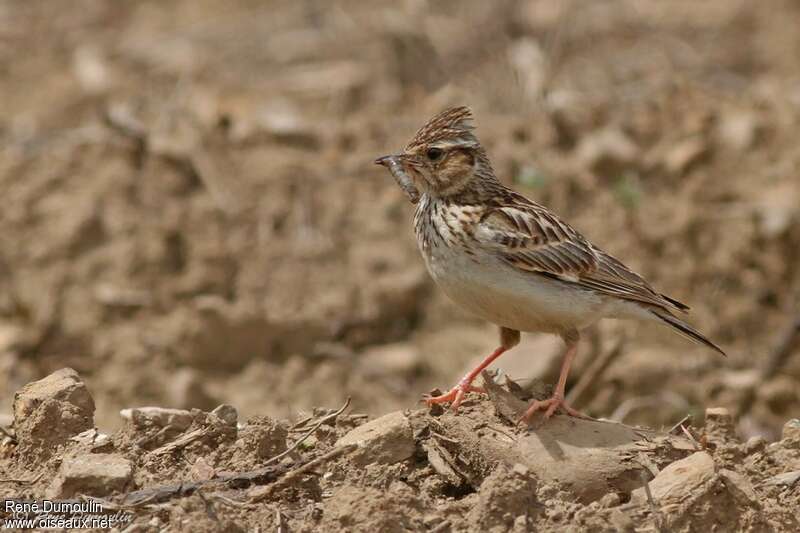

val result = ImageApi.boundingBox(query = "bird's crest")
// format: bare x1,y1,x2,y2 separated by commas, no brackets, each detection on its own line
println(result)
406,106,478,151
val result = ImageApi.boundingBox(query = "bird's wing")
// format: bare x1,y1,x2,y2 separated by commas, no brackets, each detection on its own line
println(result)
475,203,688,312
475,204,598,281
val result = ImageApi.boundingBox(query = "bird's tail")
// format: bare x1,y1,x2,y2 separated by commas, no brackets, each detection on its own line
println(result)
650,310,726,356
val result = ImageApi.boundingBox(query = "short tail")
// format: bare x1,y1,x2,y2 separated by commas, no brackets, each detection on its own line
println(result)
651,310,726,356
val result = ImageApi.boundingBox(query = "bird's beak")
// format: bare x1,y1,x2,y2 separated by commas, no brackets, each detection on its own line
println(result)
375,153,423,171
374,154,400,166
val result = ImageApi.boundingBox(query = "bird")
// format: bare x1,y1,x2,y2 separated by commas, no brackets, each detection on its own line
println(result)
374,106,725,424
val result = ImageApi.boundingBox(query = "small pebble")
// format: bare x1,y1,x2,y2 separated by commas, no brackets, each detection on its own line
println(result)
781,419,800,441
744,435,766,455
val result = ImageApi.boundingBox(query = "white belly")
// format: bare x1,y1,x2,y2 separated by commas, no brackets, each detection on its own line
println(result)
423,244,610,334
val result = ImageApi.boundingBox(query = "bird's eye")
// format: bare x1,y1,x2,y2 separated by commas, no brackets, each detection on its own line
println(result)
426,147,444,161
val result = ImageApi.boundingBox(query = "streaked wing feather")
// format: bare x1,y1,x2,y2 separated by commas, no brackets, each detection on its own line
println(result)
478,206,597,280
477,204,685,313
585,250,689,312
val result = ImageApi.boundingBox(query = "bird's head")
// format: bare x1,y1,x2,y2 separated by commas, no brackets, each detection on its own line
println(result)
375,106,495,198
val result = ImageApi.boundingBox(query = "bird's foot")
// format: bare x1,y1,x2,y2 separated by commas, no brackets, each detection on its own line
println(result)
423,380,486,411
517,394,588,425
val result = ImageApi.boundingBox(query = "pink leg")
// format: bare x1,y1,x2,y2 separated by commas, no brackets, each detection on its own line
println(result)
424,345,507,410
425,327,520,411
518,335,589,424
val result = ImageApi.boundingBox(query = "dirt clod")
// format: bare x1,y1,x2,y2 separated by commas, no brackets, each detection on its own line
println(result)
466,463,539,532
336,411,415,466
781,418,800,446
121,406,194,431
211,404,238,427
705,406,737,445
631,451,717,521
320,484,425,533
235,415,288,460
45,453,132,498
12,368,95,459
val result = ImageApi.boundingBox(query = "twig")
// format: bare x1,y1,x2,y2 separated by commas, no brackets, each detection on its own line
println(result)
566,334,626,407
120,457,289,507
250,443,358,502
668,414,692,435
150,427,208,456
680,425,701,450
261,397,351,469
429,521,452,533
276,508,287,533
641,471,657,508
640,470,665,532
430,432,459,446
117,398,351,508
289,414,315,431
486,424,517,443
210,493,253,509
77,494,120,511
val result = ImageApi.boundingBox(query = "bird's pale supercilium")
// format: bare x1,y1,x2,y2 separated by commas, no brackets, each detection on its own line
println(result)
375,106,724,424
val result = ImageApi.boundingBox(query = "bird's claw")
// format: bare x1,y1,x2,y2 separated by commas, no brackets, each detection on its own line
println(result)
423,382,486,411
517,395,588,425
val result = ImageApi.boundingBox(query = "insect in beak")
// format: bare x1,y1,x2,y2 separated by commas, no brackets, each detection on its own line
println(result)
375,154,420,204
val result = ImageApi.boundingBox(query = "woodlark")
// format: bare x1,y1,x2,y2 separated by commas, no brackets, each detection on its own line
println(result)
375,106,724,423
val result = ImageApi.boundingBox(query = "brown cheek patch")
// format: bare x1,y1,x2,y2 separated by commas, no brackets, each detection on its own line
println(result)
439,150,474,183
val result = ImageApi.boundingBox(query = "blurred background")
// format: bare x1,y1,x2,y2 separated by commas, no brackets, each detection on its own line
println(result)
1,0,798,438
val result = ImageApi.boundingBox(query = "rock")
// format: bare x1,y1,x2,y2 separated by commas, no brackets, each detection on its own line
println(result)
744,435,767,455
607,508,636,532
631,452,716,511
211,404,238,427
598,493,621,508
120,407,194,432
719,469,759,508
467,463,539,532
119,406,196,449
69,428,112,452
337,411,415,466
46,453,132,498
780,418,800,446
763,470,800,487
705,407,736,443
13,368,95,458
239,416,288,459
474,376,694,503
189,456,216,482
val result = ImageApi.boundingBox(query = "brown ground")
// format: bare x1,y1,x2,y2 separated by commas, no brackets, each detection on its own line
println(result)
1,0,799,531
